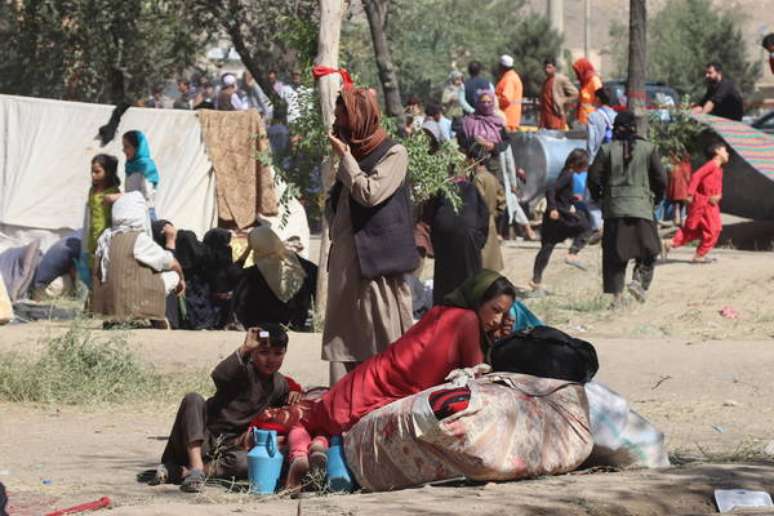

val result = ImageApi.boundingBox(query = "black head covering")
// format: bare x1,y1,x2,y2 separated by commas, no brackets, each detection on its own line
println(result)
175,230,206,273
202,229,235,294
151,219,174,247
613,110,640,163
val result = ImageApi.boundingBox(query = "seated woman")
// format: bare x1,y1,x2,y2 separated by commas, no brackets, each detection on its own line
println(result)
245,269,515,444
232,226,317,330
91,192,184,324
151,221,240,330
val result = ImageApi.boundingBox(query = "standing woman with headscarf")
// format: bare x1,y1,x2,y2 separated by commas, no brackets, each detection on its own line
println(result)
324,87,419,385
588,111,666,307
118,130,161,220
458,92,509,271
572,58,603,126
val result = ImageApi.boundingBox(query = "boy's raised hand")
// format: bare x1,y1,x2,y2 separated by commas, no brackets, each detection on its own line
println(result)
239,327,262,356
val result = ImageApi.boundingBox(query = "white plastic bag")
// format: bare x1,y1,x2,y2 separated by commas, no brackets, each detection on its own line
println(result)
584,381,670,469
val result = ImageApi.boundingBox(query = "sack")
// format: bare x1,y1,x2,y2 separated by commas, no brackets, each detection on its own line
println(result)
344,373,593,492
490,325,599,383
583,382,670,469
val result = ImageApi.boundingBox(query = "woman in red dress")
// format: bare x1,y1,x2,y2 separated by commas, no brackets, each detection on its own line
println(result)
247,269,516,476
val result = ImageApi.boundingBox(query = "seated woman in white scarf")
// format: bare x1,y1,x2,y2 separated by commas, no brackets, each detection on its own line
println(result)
91,192,185,323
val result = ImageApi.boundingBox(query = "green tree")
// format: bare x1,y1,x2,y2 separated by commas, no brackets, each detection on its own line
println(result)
342,0,562,101
0,0,208,104
190,0,318,97
608,0,760,101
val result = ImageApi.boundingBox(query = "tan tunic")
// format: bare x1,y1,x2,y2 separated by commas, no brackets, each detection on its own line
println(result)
91,232,167,319
474,169,505,272
322,145,414,362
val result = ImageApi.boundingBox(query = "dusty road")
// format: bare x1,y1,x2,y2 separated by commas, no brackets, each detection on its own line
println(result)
1,241,773,514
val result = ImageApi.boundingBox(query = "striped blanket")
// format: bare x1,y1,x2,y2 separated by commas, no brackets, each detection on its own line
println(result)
694,114,774,179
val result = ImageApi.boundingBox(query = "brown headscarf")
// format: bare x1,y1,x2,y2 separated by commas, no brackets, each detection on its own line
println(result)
337,87,388,160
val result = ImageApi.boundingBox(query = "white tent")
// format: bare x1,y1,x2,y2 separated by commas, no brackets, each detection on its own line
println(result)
0,94,216,251
0,94,310,254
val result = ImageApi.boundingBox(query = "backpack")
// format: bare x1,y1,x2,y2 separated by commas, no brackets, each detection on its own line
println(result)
490,325,599,383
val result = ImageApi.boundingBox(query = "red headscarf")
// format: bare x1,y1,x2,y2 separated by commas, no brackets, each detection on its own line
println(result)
337,87,388,160
572,58,597,86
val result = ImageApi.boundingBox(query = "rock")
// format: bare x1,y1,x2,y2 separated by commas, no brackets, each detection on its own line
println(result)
723,400,739,407
764,441,774,457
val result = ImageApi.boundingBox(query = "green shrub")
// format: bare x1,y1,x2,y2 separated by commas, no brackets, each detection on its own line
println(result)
0,321,210,405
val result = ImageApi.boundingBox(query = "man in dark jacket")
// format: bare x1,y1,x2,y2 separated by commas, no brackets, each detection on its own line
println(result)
588,111,667,308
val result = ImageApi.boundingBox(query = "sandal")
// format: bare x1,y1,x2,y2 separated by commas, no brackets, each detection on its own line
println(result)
148,464,168,486
180,468,205,493
564,256,587,271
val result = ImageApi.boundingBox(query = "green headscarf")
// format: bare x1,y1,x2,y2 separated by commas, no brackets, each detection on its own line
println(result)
441,269,503,310
441,269,508,359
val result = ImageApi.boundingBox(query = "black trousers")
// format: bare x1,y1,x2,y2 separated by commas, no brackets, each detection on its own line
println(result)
602,253,656,294
160,393,249,478
532,230,592,284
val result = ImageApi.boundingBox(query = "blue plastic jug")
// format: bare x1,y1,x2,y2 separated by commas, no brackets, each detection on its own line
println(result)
247,429,284,494
326,435,354,492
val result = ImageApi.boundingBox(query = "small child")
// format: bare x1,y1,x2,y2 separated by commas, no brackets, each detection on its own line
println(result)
246,384,329,491
665,142,728,263
121,130,160,220
83,154,121,273
530,149,593,291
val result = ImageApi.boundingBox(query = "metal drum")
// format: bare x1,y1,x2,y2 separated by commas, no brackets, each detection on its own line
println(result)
508,130,587,206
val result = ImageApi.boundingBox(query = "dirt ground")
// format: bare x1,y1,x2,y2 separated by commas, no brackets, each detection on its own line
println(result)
2,238,774,515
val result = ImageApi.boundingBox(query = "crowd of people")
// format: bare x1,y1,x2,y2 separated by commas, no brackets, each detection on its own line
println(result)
1,53,746,495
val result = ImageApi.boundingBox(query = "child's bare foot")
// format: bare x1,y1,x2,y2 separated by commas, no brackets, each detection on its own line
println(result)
309,441,328,480
285,455,310,491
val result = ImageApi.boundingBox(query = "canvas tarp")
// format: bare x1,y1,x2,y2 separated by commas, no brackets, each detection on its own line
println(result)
0,94,217,251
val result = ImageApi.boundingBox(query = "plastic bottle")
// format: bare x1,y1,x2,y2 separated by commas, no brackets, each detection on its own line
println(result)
247,429,284,494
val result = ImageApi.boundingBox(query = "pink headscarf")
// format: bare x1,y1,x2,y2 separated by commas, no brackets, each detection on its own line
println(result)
461,93,503,144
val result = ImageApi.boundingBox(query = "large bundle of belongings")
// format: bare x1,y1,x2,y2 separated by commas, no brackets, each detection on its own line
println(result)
344,325,669,492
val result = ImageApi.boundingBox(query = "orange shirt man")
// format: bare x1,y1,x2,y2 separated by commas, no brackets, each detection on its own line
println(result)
495,54,523,132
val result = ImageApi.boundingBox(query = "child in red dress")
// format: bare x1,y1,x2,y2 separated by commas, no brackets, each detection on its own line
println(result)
666,142,729,263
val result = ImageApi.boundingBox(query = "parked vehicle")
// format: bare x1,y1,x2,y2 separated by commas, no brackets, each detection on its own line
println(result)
751,111,774,135
603,80,680,110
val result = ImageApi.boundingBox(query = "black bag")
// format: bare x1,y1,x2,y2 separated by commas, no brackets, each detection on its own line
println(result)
490,325,599,383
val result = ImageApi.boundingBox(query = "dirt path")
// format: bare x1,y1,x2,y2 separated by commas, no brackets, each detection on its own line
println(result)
1,243,773,514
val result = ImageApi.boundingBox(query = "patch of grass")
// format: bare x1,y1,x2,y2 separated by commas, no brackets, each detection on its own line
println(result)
559,293,610,314
0,320,211,405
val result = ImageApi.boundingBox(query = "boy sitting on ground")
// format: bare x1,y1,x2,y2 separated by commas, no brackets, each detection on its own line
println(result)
151,325,293,492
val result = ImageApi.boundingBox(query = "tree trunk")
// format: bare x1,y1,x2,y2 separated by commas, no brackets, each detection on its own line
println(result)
362,0,403,117
314,0,347,320
224,18,276,101
627,0,648,135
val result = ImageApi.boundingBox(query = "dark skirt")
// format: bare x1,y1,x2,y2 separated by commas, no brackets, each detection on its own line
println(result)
541,208,590,244
602,217,660,263
232,258,317,330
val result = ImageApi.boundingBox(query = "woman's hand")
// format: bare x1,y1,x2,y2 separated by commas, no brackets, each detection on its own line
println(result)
239,429,253,451
709,195,721,205
549,209,560,220
328,132,349,157
287,391,302,405
686,195,694,204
